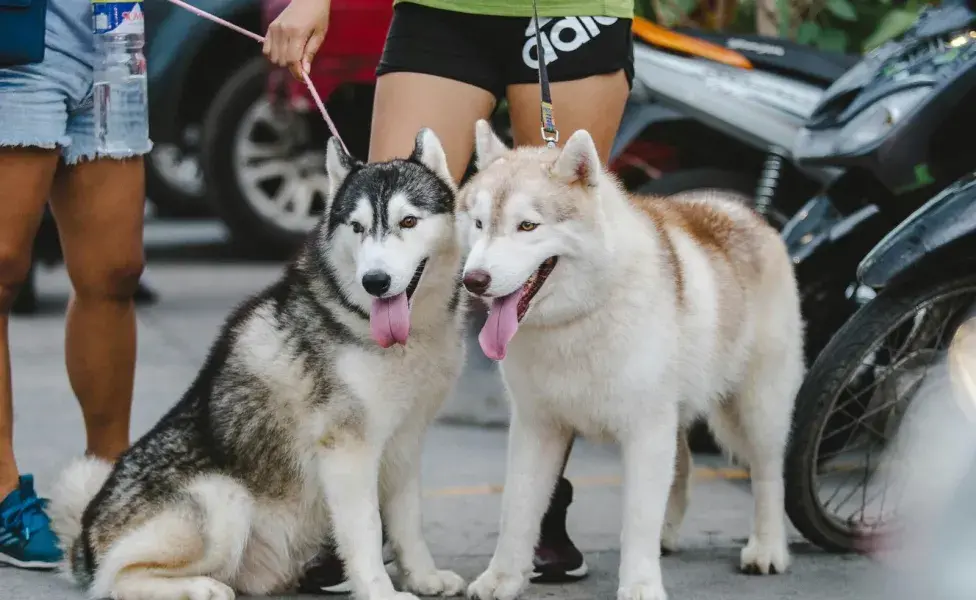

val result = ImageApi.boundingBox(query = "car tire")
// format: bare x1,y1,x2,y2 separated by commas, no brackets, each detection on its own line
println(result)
201,58,329,259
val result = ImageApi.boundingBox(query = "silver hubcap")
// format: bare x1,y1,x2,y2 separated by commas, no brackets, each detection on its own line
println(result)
149,143,204,197
233,99,327,233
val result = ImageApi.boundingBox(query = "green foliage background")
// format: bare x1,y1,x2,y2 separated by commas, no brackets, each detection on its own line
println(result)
634,0,937,54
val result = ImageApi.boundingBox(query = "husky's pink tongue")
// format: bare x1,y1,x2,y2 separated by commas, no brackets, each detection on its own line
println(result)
370,293,410,348
479,288,524,361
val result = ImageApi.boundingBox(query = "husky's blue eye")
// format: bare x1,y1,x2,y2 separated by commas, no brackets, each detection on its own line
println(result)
474,219,483,229
351,222,364,234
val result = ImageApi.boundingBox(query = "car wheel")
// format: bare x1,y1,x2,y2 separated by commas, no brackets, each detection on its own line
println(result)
202,58,337,259
146,132,208,219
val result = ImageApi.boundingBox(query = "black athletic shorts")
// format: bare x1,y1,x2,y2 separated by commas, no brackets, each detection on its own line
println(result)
376,2,634,101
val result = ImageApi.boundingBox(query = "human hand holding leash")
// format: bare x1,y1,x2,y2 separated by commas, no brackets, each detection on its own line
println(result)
263,0,331,80
160,0,347,151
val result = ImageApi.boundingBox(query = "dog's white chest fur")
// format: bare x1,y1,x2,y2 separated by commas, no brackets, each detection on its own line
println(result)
501,304,675,440
498,239,736,441
334,330,464,437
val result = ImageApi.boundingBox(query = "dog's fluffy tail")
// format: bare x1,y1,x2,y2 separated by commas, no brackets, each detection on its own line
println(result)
48,456,112,574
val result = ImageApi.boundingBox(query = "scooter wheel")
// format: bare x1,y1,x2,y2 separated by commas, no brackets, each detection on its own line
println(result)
785,271,976,553
636,168,791,230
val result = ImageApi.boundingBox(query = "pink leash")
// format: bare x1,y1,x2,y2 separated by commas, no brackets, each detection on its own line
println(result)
163,0,349,153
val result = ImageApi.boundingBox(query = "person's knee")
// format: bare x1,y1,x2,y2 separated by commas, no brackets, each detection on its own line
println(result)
71,255,145,301
0,248,34,314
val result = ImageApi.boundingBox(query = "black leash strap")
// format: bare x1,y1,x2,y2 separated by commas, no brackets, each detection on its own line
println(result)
532,0,559,147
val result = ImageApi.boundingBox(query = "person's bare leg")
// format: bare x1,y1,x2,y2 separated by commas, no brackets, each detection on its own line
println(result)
369,72,497,182
49,157,145,462
297,73,496,593
507,70,629,163
507,70,630,582
0,148,60,498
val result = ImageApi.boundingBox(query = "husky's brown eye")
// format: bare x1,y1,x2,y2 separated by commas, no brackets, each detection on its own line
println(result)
399,216,418,229
474,219,483,229
518,221,538,232
351,222,364,234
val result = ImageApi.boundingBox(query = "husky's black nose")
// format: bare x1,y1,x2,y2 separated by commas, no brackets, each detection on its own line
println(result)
362,271,392,297
463,270,492,295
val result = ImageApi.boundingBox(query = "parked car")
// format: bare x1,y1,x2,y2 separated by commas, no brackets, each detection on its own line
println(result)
144,0,268,217
198,0,391,257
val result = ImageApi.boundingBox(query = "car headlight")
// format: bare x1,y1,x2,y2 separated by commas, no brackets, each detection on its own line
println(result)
834,86,931,155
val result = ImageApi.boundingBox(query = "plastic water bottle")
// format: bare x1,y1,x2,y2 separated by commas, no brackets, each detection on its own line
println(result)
91,0,151,154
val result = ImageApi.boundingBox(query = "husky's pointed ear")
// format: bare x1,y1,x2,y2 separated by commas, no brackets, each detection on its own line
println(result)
325,137,356,200
475,119,508,170
410,128,453,187
552,129,600,187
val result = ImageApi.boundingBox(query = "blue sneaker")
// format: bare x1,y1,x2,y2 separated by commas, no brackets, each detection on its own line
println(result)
0,474,63,569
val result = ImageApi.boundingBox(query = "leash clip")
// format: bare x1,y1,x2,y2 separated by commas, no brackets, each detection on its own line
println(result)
540,100,559,148
541,127,559,148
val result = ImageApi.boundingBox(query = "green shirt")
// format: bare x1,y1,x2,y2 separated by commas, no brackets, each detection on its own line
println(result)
393,0,634,19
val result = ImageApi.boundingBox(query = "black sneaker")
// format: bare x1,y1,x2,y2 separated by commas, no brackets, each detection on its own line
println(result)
298,540,396,595
531,477,588,584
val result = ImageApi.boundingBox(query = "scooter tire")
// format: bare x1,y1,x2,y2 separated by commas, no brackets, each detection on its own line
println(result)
785,271,976,553
636,168,797,231
635,168,756,199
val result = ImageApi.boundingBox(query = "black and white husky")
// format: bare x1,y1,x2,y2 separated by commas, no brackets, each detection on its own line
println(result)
48,130,468,600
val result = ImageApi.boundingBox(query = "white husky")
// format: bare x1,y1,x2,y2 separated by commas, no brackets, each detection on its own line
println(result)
459,120,804,600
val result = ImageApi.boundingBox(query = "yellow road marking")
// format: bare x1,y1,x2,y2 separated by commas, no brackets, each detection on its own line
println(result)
423,466,752,498
422,463,867,498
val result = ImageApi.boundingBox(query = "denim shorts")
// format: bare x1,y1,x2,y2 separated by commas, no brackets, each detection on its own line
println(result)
0,44,152,165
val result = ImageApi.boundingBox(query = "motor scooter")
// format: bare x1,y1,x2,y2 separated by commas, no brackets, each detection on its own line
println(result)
615,16,857,225
782,0,976,364
784,170,976,553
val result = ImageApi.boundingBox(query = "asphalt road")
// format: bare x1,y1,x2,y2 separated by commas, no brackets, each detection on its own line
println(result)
5,221,885,600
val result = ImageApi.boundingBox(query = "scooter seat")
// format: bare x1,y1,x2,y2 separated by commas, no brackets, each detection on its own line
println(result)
670,28,859,85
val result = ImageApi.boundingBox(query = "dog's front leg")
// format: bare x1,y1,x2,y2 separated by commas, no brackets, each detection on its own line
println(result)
381,422,465,596
467,411,572,600
617,409,679,600
319,443,418,600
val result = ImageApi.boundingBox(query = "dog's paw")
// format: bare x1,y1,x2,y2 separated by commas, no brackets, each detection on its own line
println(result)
188,578,236,600
617,581,668,600
465,569,526,600
111,576,235,600
172,577,237,600
403,569,466,596
740,536,791,575
367,592,420,600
